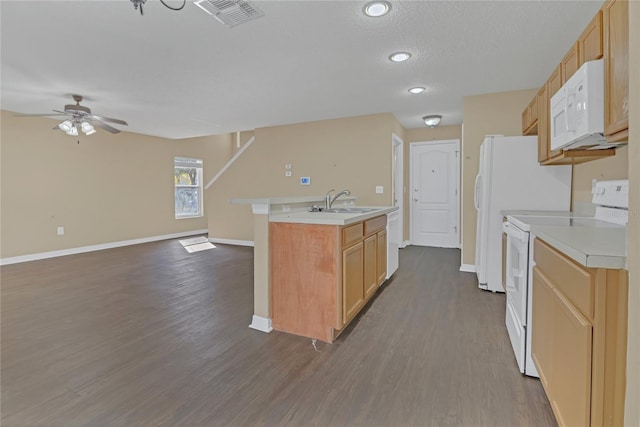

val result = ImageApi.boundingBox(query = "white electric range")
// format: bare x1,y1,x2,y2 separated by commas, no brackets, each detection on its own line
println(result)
502,179,629,377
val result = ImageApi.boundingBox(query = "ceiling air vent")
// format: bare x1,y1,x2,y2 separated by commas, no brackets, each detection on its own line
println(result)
194,0,264,28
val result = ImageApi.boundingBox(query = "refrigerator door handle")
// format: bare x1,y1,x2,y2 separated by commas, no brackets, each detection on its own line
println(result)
474,174,481,211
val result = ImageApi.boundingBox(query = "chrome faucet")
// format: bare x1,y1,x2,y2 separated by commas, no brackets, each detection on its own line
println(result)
326,189,351,209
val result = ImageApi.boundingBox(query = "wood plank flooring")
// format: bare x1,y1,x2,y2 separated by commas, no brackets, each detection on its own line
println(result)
1,241,557,426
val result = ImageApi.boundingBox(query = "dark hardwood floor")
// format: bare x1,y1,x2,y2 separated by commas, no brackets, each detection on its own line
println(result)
1,241,556,427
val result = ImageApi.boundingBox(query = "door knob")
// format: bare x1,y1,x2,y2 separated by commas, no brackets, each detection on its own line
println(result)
413,198,418,202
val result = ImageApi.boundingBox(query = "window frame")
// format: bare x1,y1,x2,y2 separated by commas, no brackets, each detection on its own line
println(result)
174,157,204,220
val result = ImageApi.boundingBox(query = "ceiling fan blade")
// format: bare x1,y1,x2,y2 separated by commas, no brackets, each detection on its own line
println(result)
93,120,120,134
52,110,70,114
91,115,128,126
14,113,67,117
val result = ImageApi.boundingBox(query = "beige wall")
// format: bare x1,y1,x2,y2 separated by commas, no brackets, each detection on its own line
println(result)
460,89,538,266
625,1,639,425
404,125,463,242
0,110,234,259
206,113,399,241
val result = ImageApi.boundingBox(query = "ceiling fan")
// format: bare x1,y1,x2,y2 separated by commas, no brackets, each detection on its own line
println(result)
16,95,128,135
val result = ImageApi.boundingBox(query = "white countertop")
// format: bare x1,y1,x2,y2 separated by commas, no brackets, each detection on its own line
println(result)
531,225,627,270
270,206,398,226
501,210,575,217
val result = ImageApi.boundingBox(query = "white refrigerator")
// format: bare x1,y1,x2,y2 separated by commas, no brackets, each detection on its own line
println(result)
474,135,572,292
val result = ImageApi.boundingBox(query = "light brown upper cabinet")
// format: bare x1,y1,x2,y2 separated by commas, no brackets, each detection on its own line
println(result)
579,10,603,65
561,43,580,82
528,4,619,166
545,64,563,159
522,95,538,136
537,85,549,162
603,0,629,142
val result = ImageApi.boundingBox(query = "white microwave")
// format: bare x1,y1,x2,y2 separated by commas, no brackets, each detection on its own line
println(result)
550,59,606,151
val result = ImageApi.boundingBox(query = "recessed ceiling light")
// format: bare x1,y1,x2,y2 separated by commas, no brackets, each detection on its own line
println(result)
363,1,391,17
408,87,425,94
389,52,411,62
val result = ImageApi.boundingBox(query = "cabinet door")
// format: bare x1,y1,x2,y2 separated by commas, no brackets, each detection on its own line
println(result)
363,235,377,299
537,84,550,162
579,10,603,65
532,268,555,391
552,287,593,427
562,43,581,82
343,242,364,324
547,65,563,158
376,229,387,286
603,0,629,140
522,96,538,136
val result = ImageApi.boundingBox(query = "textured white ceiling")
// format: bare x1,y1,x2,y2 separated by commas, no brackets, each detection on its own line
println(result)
1,0,603,139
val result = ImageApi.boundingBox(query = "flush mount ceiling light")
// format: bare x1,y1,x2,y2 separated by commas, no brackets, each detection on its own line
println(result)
408,87,425,94
423,115,443,128
389,52,412,62
363,1,391,17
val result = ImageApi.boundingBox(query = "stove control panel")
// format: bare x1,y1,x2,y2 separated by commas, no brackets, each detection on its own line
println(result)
592,179,629,209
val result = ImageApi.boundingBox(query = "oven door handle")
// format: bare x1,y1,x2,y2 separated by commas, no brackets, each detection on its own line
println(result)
502,221,528,243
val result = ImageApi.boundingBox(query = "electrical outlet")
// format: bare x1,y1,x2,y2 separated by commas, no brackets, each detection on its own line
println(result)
282,205,291,213
57,226,64,235
285,163,292,169
285,171,292,177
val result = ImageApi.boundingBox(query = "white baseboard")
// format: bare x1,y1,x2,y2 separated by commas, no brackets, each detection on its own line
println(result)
208,238,254,247
249,315,273,333
0,229,208,266
400,240,411,248
459,264,476,273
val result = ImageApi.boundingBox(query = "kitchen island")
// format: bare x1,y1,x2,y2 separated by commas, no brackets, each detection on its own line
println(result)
271,206,397,342
231,196,396,341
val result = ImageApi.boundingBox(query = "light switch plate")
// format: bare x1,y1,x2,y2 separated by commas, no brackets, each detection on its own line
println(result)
376,186,384,194
285,171,292,177
285,163,292,169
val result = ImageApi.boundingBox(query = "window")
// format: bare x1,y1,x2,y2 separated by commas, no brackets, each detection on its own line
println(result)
174,157,203,219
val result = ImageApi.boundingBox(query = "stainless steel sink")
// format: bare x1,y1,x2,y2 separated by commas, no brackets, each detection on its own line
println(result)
323,207,377,213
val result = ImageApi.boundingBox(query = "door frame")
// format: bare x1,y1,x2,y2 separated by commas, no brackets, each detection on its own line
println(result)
391,133,404,245
409,139,461,247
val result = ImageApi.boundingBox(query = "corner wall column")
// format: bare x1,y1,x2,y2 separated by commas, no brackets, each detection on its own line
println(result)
248,203,273,333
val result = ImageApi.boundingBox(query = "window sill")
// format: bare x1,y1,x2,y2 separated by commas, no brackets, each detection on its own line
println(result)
176,214,203,220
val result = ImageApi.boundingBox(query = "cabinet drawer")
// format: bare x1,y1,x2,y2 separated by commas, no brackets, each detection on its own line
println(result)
534,238,595,319
342,222,363,247
364,215,387,236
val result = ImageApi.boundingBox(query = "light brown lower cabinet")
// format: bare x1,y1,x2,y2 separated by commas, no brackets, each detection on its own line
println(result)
271,215,387,343
531,238,628,427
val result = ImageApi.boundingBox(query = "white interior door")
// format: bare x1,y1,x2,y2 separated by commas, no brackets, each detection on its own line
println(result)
410,140,459,248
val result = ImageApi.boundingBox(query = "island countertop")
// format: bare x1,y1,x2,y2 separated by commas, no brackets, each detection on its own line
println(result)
270,206,398,226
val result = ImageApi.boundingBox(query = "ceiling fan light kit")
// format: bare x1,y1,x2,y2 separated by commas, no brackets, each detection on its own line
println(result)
81,121,96,135
58,120,73,132
17,94,128,137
